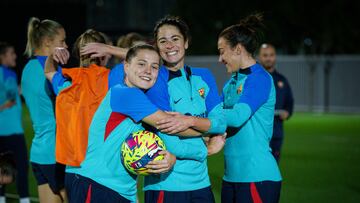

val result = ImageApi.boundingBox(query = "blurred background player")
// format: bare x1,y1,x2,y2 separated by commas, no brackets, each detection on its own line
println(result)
0,152,16,186
117,32,145,48
0,151,17,203
0,42,29,203
45,29,113,169
258,43,294,163
218,14,282,203
21,17,67,203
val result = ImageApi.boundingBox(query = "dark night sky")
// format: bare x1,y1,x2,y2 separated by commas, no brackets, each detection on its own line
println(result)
0,0,359,76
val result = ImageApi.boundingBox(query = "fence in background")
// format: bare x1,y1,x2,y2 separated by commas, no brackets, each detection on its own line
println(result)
185,55,360,113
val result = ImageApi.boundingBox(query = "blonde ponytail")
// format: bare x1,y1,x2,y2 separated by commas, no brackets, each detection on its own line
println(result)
24,17,41,57
73,29,106,67
24,17,63,57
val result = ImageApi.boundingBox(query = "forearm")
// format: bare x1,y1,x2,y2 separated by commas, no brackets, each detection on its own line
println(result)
207,104,227,134
108,45,128,59
189,117,211,133
178,128,202,136
44,55,58,82
159,133,207,161
165,105,225,137
143,110,202,137
224,103,252,128
0,100,16,111
177,116,220,136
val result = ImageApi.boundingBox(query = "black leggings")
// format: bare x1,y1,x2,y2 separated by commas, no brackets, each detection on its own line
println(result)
0,135,29,198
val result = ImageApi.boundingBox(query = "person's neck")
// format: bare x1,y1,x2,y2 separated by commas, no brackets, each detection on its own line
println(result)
236,56,256,71
165,60,184,72
267,66,275,73
34,48,50,56
80,61,99,68
0,64,11,68
124,77,134,88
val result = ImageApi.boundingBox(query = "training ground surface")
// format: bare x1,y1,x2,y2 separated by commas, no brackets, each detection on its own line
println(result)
5,107,360,203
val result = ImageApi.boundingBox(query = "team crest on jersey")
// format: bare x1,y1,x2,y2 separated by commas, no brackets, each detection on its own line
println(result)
237,84,243,94
278,81,284,88
198,88,205,98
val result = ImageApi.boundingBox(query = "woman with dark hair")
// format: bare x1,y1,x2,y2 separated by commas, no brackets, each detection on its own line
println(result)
80,16,227,203
217,14,282,203
142,16,226,203
45,26,213,202
46,42,178,203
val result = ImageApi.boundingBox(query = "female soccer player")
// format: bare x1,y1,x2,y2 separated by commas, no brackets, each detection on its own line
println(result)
45,29,113,168
0,42,30,203
217,14,282,203
21,17,67,203
80,17,227,203
45,27,214,201
141,16,226,203
110,32,147,87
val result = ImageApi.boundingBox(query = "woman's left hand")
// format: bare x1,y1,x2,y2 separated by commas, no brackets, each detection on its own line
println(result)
156,112,194,134
145,151,176,174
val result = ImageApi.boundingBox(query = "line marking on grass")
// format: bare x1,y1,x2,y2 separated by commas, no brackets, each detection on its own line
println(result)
5,193,39,202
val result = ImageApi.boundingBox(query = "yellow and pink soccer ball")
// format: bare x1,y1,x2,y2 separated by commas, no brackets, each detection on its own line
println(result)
121,130,166,175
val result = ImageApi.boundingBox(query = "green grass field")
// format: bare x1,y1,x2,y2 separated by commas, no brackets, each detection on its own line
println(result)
5,106,360,203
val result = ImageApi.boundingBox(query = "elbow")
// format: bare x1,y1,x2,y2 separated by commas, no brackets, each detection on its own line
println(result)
225,114,248,128
207,113,227,134
217,122,227,134
197,141,209,161
208,122,227,134
199,152,207,162
228,121,243,128
224,103,252,128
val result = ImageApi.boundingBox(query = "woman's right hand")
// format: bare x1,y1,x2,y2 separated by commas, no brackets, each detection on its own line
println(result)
80,42,110,58
52,47,70,65
81,42,128,60
207,133,227,156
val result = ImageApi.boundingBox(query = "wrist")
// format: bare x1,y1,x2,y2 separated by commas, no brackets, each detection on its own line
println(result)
106,44,113,55
188,116,196,128
207,146,214,156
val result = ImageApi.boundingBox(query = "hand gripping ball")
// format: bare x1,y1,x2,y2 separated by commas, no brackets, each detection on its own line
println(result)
121,130,166,175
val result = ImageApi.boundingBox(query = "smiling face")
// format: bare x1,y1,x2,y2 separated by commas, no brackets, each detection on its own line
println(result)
156,25,188,69
124,49,160,90
217,37,242,73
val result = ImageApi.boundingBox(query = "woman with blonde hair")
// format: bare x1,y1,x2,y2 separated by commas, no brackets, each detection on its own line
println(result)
21,17,67,202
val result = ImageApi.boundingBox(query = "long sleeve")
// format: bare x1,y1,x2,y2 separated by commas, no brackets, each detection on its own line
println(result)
158,132,207,162
283,78,294,118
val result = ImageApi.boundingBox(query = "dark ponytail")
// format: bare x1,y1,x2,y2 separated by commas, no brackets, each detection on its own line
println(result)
219,13,264,56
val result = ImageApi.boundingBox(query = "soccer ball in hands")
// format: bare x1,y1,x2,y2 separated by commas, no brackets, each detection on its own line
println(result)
121,130,166,175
